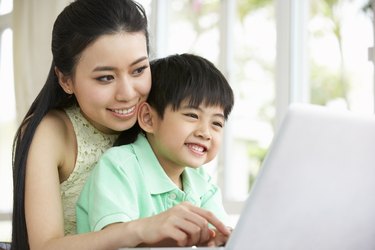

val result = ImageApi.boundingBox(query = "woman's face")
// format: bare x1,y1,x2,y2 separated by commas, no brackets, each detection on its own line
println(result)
67,32,151,134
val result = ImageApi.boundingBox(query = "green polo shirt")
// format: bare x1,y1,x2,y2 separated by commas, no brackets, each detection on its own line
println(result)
76,133,228,233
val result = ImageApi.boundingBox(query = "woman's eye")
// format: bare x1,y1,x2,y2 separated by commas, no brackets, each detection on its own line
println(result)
133,65,148,76
96,75,114,82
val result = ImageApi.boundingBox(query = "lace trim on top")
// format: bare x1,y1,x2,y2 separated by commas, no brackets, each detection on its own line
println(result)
60,106,119,235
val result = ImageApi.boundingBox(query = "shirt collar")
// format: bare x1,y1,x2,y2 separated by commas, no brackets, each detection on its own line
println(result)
183,168,211,198
133,133,177,194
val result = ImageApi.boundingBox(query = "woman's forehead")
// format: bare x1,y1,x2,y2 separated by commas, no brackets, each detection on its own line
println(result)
77,32,148,69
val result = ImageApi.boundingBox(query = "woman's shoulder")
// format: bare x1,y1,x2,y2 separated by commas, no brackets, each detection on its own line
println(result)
38,109,72,137
27,109,76,180
32,109,75,154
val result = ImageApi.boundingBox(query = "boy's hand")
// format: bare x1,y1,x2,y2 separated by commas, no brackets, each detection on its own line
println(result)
136,202,231,247
202,227,233,247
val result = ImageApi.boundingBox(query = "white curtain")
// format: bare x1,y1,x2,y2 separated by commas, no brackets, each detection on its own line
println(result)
12,0,70,123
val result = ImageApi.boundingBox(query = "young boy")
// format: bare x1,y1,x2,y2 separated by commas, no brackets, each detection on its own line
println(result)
76,53,234,247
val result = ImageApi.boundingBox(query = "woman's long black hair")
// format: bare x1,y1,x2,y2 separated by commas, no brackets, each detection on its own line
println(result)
11,0,148,249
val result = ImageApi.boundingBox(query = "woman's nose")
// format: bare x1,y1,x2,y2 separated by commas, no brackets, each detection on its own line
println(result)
115,78,135,101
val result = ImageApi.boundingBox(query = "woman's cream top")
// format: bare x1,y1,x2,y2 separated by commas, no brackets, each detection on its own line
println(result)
60,106,119,235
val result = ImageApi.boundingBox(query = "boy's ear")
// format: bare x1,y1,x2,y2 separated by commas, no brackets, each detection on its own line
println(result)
138,102,156,133
55,67,74,94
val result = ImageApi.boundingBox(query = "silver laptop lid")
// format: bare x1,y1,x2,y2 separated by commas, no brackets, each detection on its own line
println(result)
226,104,375,250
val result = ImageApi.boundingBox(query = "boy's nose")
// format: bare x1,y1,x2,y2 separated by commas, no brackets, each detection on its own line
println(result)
194,124,211,140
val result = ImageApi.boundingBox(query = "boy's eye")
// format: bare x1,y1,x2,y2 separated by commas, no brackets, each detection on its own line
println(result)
184,113,198,119
213,121,224,128
133,65,148,76
96,75,114,82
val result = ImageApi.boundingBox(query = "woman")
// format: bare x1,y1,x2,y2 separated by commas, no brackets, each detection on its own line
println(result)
12,0,229,249
12,0,149,248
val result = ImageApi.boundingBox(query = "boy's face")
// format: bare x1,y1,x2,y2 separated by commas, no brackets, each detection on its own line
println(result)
148,100,226,173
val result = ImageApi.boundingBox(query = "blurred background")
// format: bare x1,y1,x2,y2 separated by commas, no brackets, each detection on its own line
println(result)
0,0,374,242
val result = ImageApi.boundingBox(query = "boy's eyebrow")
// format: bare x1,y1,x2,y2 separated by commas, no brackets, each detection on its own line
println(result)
181,105,225,119
214,113,225,119
93,56,149,72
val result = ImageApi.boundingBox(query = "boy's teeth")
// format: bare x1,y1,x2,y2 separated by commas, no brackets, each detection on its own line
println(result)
191,145,204,152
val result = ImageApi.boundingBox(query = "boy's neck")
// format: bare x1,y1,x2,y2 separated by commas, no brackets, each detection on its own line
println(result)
146,135,185,189
174,175,184,190
164,166,184,190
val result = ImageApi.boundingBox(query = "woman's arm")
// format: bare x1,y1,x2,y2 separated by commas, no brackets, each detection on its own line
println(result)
23,112,135,250
25,112,69,249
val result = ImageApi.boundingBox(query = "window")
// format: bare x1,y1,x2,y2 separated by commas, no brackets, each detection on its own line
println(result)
0,28,15,213
149,1,277,218
0,0,14,242
146,0,374,223
309,0,373,113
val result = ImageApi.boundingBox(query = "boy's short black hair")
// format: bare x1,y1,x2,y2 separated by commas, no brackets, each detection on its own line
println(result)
148,53,234,120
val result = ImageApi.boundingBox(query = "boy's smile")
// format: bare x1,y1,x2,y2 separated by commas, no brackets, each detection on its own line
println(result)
186,143,207,156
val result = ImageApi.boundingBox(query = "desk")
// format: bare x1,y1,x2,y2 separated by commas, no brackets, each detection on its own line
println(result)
120,247,225,250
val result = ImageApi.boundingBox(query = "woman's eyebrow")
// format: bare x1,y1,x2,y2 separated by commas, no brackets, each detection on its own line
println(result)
130,56,148,66
93,56,149,72
93,66,115,72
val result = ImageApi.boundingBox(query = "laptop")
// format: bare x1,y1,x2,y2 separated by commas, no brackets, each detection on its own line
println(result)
122,103,375,250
